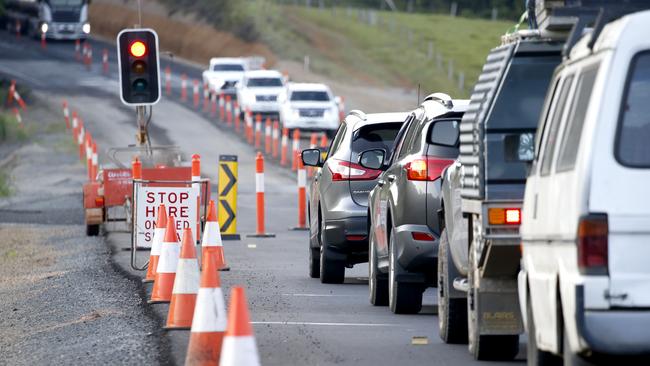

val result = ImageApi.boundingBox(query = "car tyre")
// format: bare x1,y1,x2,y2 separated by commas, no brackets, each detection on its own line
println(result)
369,229,388,306
86,224,100,236
468,216,518,360
438,228,468,344
527,292,561,366
309,246,320,278
388,227,423,314
319,213,345,284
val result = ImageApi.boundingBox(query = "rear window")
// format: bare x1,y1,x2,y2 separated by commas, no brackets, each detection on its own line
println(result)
290,91,330,102
213,64,244,72
247,78,283,87
616,52,650,167
488,56,560,129
351,123,402,160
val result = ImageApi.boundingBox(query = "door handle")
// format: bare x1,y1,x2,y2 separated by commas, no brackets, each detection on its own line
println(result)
387,175,396,182
377,179,385,187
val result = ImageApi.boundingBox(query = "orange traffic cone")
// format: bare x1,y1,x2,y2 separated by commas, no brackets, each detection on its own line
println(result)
202,200,229,271
185,255,227,366
144,204,167,283
219,287,261,366
150,215,180,304
166,228,200,329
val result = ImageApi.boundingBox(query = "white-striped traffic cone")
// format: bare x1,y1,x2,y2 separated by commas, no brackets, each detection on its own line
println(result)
165,228,199,330
144,204,167,283
150,214,180,303
202,200,229,271
219,287,261,366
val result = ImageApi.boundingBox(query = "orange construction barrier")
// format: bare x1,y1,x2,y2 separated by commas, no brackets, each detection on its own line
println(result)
91,140,98,181
280,128,289,167
191,154,201,243
185,255,227,366
150,214,180,303
320,134,329,149
166,228,199,330
292,153,309,230
77,118,85,161
219,287,261,366
202,200,229,271
291,129,301,171
248,153,274,238
144,204,167,283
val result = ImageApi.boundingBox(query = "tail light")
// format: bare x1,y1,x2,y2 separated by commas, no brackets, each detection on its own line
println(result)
411,232,435,241
346,235,367,241
405,157,455,181
328,159,381,181
577,214,608,275
488,208,521,225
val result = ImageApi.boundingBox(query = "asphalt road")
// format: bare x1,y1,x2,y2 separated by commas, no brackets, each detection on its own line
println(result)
0,31,524,365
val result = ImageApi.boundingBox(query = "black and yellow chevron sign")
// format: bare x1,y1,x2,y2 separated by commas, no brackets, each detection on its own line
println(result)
218,155,240,240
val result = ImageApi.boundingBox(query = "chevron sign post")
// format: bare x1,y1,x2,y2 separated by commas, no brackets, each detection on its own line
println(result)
218,155,240,240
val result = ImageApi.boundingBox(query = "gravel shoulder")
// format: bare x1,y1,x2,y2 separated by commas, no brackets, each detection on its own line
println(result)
0,95,172,365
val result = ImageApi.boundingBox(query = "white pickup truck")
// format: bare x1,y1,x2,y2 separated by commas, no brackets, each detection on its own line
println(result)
201,57,264,98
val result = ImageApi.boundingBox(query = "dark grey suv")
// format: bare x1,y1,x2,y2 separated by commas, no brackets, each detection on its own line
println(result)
302,110,409,284
361,94,467,313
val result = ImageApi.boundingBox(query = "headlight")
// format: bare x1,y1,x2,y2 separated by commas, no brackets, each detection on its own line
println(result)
291,108,301,120
82,23,91,34
40,23,48,33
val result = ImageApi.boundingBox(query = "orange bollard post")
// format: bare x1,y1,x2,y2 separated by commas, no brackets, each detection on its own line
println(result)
291,129,301,171
191,154,201,243
193,80,200,109
272,120,280,159
165,66,171,96
91,140,98,182
72,111,79,141
254,114,262,149
246,109,254,143
132,156,142,180
247,153,275,238
77,119,85,161
62,100,70,130
308,133,318,178
264,118,272,155
203,82,209,112
281,128,289,167
234,102,241,133
86,132,93,181
291,153,309,231
219,92,225,121
180,74,188,102
210,89,217,118
226,96,232,127
320,134,329,149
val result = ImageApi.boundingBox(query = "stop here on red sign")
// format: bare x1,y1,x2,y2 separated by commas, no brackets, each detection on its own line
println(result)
136,187,198,247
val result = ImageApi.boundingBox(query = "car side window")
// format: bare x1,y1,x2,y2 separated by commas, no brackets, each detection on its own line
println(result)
387,115,413,164
397,115,421,160
556,67,599,172
327,123,347,158
540,75,574,176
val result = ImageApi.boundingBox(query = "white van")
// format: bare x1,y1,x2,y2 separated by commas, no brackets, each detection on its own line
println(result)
518,8,650,365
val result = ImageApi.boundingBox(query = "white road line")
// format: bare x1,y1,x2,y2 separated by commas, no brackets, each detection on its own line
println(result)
252,321,398,327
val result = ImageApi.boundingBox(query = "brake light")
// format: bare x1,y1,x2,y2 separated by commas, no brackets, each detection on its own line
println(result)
346,235,367,241
411,232,435,241
405,157,454,181
488,208,521,225
328,159,381,181
577,214,608,275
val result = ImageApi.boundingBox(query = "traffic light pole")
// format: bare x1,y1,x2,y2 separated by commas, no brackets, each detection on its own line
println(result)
136,105,151,153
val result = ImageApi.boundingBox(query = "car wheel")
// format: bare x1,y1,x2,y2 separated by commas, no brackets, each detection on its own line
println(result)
86,224,100,236
527,292,562,366
467,216,519,360
308,206,320,278
369,229,388,306
438,228,468,344
388,227,423,314
319,213,344,284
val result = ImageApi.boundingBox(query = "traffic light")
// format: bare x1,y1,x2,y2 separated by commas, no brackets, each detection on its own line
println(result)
117,29,160,105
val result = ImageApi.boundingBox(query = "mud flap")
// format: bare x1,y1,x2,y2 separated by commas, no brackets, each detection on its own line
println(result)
477,279,523,336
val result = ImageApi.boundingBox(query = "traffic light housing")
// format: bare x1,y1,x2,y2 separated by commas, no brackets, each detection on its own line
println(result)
117,29,160,105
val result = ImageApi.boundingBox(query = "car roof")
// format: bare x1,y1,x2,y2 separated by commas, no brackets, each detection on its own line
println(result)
346,112,410,130
210,57,246,65
244,70,283,78
421,98,469,120
288,83,330,92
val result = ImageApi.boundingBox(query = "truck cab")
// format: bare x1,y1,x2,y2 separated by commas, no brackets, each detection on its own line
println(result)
5,0,91,40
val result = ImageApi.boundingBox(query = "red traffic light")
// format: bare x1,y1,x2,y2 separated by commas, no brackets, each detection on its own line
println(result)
129,40,147,58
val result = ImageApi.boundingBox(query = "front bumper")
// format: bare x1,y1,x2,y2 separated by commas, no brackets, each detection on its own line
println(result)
576,285,650,355
283,117,338,131
393,224,437,271
45,23,87,40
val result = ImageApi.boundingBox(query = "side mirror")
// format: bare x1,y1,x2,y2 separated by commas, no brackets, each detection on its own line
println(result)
302,149,323,167
358,149,385,170
505,133,535,163
429,120,460,147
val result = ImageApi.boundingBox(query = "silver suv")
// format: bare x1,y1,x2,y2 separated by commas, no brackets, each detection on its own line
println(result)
361,94,468,314
302,111,409,284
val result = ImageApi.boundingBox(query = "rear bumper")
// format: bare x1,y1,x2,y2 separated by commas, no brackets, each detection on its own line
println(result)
394,224,437,272
576,286,650,355
322,217,368,263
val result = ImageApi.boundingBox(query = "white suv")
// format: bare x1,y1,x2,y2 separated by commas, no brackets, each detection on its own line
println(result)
519,9,650,365
202,58,247,97
236,70,286,120
278,83,339,136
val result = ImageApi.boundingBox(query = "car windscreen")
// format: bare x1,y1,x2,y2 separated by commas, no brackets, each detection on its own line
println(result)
212,64,244,72
290,91,330,102
351,123,403,160
49,0,83,6
488,56,560,129
247,78,283,87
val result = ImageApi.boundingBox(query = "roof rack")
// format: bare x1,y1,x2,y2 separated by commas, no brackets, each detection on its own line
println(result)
348,110,367,120
424,93,453,108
